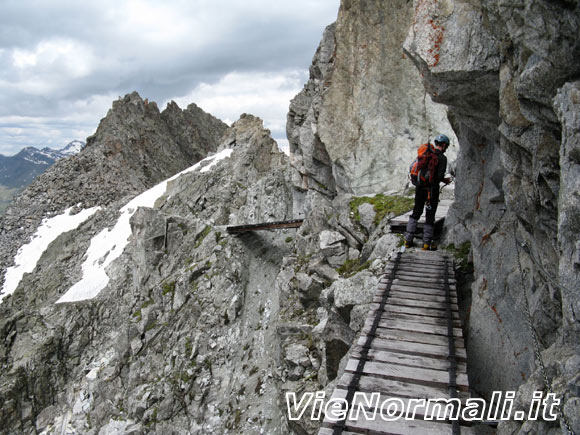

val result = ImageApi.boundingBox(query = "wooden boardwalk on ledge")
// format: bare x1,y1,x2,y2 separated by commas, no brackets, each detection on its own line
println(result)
318,249,474,435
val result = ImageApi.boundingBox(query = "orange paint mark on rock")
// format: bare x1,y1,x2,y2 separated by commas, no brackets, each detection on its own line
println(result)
491,305,503,323
413,0,445,67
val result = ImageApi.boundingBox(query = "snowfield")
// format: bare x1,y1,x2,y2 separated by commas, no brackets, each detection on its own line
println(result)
56,149,233,304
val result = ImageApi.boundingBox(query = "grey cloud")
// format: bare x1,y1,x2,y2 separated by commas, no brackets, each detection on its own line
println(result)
0,0,339,154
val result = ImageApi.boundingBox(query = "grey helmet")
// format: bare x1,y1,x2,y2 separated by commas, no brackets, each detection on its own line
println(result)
433,134,450,152
434,134,450,146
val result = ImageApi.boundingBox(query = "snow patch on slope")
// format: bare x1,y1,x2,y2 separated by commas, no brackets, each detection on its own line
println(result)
1,206,101,303
57,149,233,304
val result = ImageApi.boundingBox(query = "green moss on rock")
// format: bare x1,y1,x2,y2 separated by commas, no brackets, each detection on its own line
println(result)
349,194,414,225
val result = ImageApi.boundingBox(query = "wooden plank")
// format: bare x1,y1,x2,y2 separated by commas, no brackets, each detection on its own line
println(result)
386,284,457,295
327,388,471,422
390,266,454,276
375,310,462,328
355,337,467,361
389,281,456,292
385,273,457,285
404,251,452,259
318,428,358,435
394,260,452,269
350,347,467,374
337,372,469,402
373,296,459,312
388,284,458,298
361,324,465,349
391,277,455,289
391,255,452,264
401,253,452,262
370,303,461,320
395,259,452,268
383,264,455,275
226,219,303,233
345,358,469,390
364,317,464,339
322,410,475,435
388,290,458,304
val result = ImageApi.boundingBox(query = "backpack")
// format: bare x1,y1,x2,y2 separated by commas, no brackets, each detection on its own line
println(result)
409,143,439,187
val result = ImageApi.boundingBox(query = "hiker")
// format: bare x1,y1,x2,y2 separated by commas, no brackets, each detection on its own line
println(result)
405,134,452,250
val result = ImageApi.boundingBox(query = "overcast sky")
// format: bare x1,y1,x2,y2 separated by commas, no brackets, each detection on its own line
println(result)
0,0,340,156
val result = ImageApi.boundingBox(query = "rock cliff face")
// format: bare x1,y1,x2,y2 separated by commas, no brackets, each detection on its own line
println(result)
287,0,457,209
290,0,579,433
404,0,580,432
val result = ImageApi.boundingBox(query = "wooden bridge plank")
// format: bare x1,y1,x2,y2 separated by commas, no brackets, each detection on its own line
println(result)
350,348,467,374
399,253,451,261
383,267,455,277
364,317,464,339
318,428,358,435
373,296,459,312
323,410,475,435
385,287,458,300
385,274,457,285
370,303,461,320
337,373,469,401
385,260,454,269
226,219,303,233
375,310,462,328
387,284,458,298
391,278,455,291
345,359,469,390
355,336,467,361
361,324,465,349
318,428,357,435
327,388,472,422
387,290,458,304
385,259,454,268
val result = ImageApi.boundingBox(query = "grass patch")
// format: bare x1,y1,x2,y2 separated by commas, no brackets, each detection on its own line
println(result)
337,258,371,277
349,194,414,225
396,234,405,248
444,242,472,271
194,225,212,249
162,280,176,295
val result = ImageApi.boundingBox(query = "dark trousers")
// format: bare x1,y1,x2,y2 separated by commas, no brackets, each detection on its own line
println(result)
405,186,439,243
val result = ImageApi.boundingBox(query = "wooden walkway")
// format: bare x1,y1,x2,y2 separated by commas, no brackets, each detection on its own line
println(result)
318,250,474,435
226,219,303,234
389,199,452,234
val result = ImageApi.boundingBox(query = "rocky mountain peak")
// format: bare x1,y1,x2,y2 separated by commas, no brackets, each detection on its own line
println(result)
0,92,228,306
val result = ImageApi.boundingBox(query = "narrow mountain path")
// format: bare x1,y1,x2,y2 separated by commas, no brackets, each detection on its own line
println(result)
318,249,473,434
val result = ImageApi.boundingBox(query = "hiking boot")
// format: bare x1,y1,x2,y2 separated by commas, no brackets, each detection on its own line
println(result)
405,240,414,248
422,242,438,251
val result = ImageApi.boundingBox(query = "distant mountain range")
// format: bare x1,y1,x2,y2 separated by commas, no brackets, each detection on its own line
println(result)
0,140,84,214
0,141,84,190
